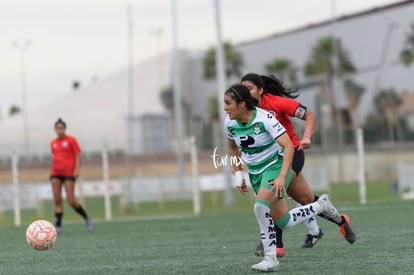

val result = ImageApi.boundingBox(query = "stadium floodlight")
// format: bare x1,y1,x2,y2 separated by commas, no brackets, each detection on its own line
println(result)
12,40,31,157
213,0,235,205
171,0,186,179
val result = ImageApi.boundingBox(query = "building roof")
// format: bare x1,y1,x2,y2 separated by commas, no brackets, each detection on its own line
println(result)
238,0,414,47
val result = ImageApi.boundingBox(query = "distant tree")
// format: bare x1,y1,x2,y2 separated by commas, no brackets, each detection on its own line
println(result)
159,86,174,113
208,95,219,122
304,36,356,127
203,41,244,81
373,88,403,142
400,23,414,66
159,86,193,135
343,79,365,142
265,58,297,85
9,105,21,116
72,80,81,91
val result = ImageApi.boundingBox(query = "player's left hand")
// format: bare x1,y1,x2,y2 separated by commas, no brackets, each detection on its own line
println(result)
234,170,248,195
74,169,80,179
269,176,286,199
298,137,311,150
237,179,248,195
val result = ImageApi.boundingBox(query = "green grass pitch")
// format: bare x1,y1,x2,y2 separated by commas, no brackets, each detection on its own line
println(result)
0,198,413,274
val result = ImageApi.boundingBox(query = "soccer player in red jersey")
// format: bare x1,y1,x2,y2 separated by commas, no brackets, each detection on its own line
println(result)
241,73,355,257
50,118,93,234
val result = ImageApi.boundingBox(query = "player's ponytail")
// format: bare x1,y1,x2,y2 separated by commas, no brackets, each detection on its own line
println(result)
260,74,299,99
225,84,259,110
241,73,265,90
54,118,67,128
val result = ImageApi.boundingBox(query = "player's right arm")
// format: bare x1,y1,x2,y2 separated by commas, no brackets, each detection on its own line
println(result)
267,95,316,150
224,117,247,195
228,139,247,195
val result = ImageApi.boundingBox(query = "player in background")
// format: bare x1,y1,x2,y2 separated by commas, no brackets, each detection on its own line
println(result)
241,73,355,257
50,118,93,234
224,84,344,272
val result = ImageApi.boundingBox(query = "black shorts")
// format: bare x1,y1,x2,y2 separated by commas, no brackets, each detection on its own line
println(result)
292,148,305,175
50,175,77,183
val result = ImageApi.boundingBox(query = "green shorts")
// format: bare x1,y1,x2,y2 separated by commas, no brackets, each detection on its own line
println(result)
248,158,293,198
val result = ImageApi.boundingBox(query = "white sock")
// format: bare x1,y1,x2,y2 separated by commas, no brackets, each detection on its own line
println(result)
292,199,320,236
254,203,276,257
304,217,320,236
281,201,323,229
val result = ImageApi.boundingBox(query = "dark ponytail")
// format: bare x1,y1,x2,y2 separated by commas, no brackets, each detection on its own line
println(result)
225,84,259,110
241,73,264,89
54,118,66,128
260,74,299,99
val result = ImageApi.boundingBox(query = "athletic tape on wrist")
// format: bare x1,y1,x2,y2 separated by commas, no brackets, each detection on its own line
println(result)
234,170,245,187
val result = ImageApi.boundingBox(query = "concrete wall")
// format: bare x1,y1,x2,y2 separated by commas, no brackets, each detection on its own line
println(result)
305,145,414,183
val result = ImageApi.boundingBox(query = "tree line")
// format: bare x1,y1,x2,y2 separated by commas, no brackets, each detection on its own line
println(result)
159,22,414,146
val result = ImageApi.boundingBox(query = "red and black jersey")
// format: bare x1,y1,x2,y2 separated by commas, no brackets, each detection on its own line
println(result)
259,93,307,147
50,135,81,176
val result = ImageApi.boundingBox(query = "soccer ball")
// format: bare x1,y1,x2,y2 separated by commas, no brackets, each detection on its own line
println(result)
26,220,57,250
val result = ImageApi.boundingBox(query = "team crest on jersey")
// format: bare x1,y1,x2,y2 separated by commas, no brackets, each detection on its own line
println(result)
62,141,68,148
268,110,276,117
253,124,261,135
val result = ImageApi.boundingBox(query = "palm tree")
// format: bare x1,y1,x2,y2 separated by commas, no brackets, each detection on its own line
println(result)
373,88,403,142
202,41,244,142
203,41,244,81
304,36,356,127
400,23,414,66
343,79,365,142
9,105,21,116
159,86,174,113
265,58,297,85
159,86,193,136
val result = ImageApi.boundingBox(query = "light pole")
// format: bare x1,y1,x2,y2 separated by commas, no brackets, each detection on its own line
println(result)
171,0,186,179
213,0,235,205
12,40,31,157
149,28,164,85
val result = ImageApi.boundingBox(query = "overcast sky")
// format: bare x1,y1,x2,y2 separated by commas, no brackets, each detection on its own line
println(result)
0,0,401,116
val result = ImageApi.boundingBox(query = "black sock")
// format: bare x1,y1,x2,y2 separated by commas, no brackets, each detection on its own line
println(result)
73,205,88,219
275,226,284,248
55,212,63,227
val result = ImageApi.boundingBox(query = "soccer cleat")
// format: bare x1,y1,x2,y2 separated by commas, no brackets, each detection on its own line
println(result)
56,226,63,235
255,242,285,258
86,217,94,232
276,247,285,257
302,228,323,248
317,194,341,222
255,242,265,257
251,254,280,272
339,214,356,244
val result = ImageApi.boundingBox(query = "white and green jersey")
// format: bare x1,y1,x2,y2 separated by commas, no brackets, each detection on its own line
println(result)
224,107,287,174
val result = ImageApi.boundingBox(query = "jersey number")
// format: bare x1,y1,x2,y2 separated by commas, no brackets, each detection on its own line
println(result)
240,136,255,147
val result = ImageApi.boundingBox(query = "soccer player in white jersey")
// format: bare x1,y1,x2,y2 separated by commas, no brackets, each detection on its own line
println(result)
241,73,356,257
224,84,344,272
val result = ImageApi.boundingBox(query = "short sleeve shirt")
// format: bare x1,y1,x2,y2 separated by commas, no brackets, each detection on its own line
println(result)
50,135,81,176
259,93,307,147
224,107,286,174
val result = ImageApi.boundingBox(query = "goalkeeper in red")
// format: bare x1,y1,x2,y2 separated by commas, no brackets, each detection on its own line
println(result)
50,118,94,234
